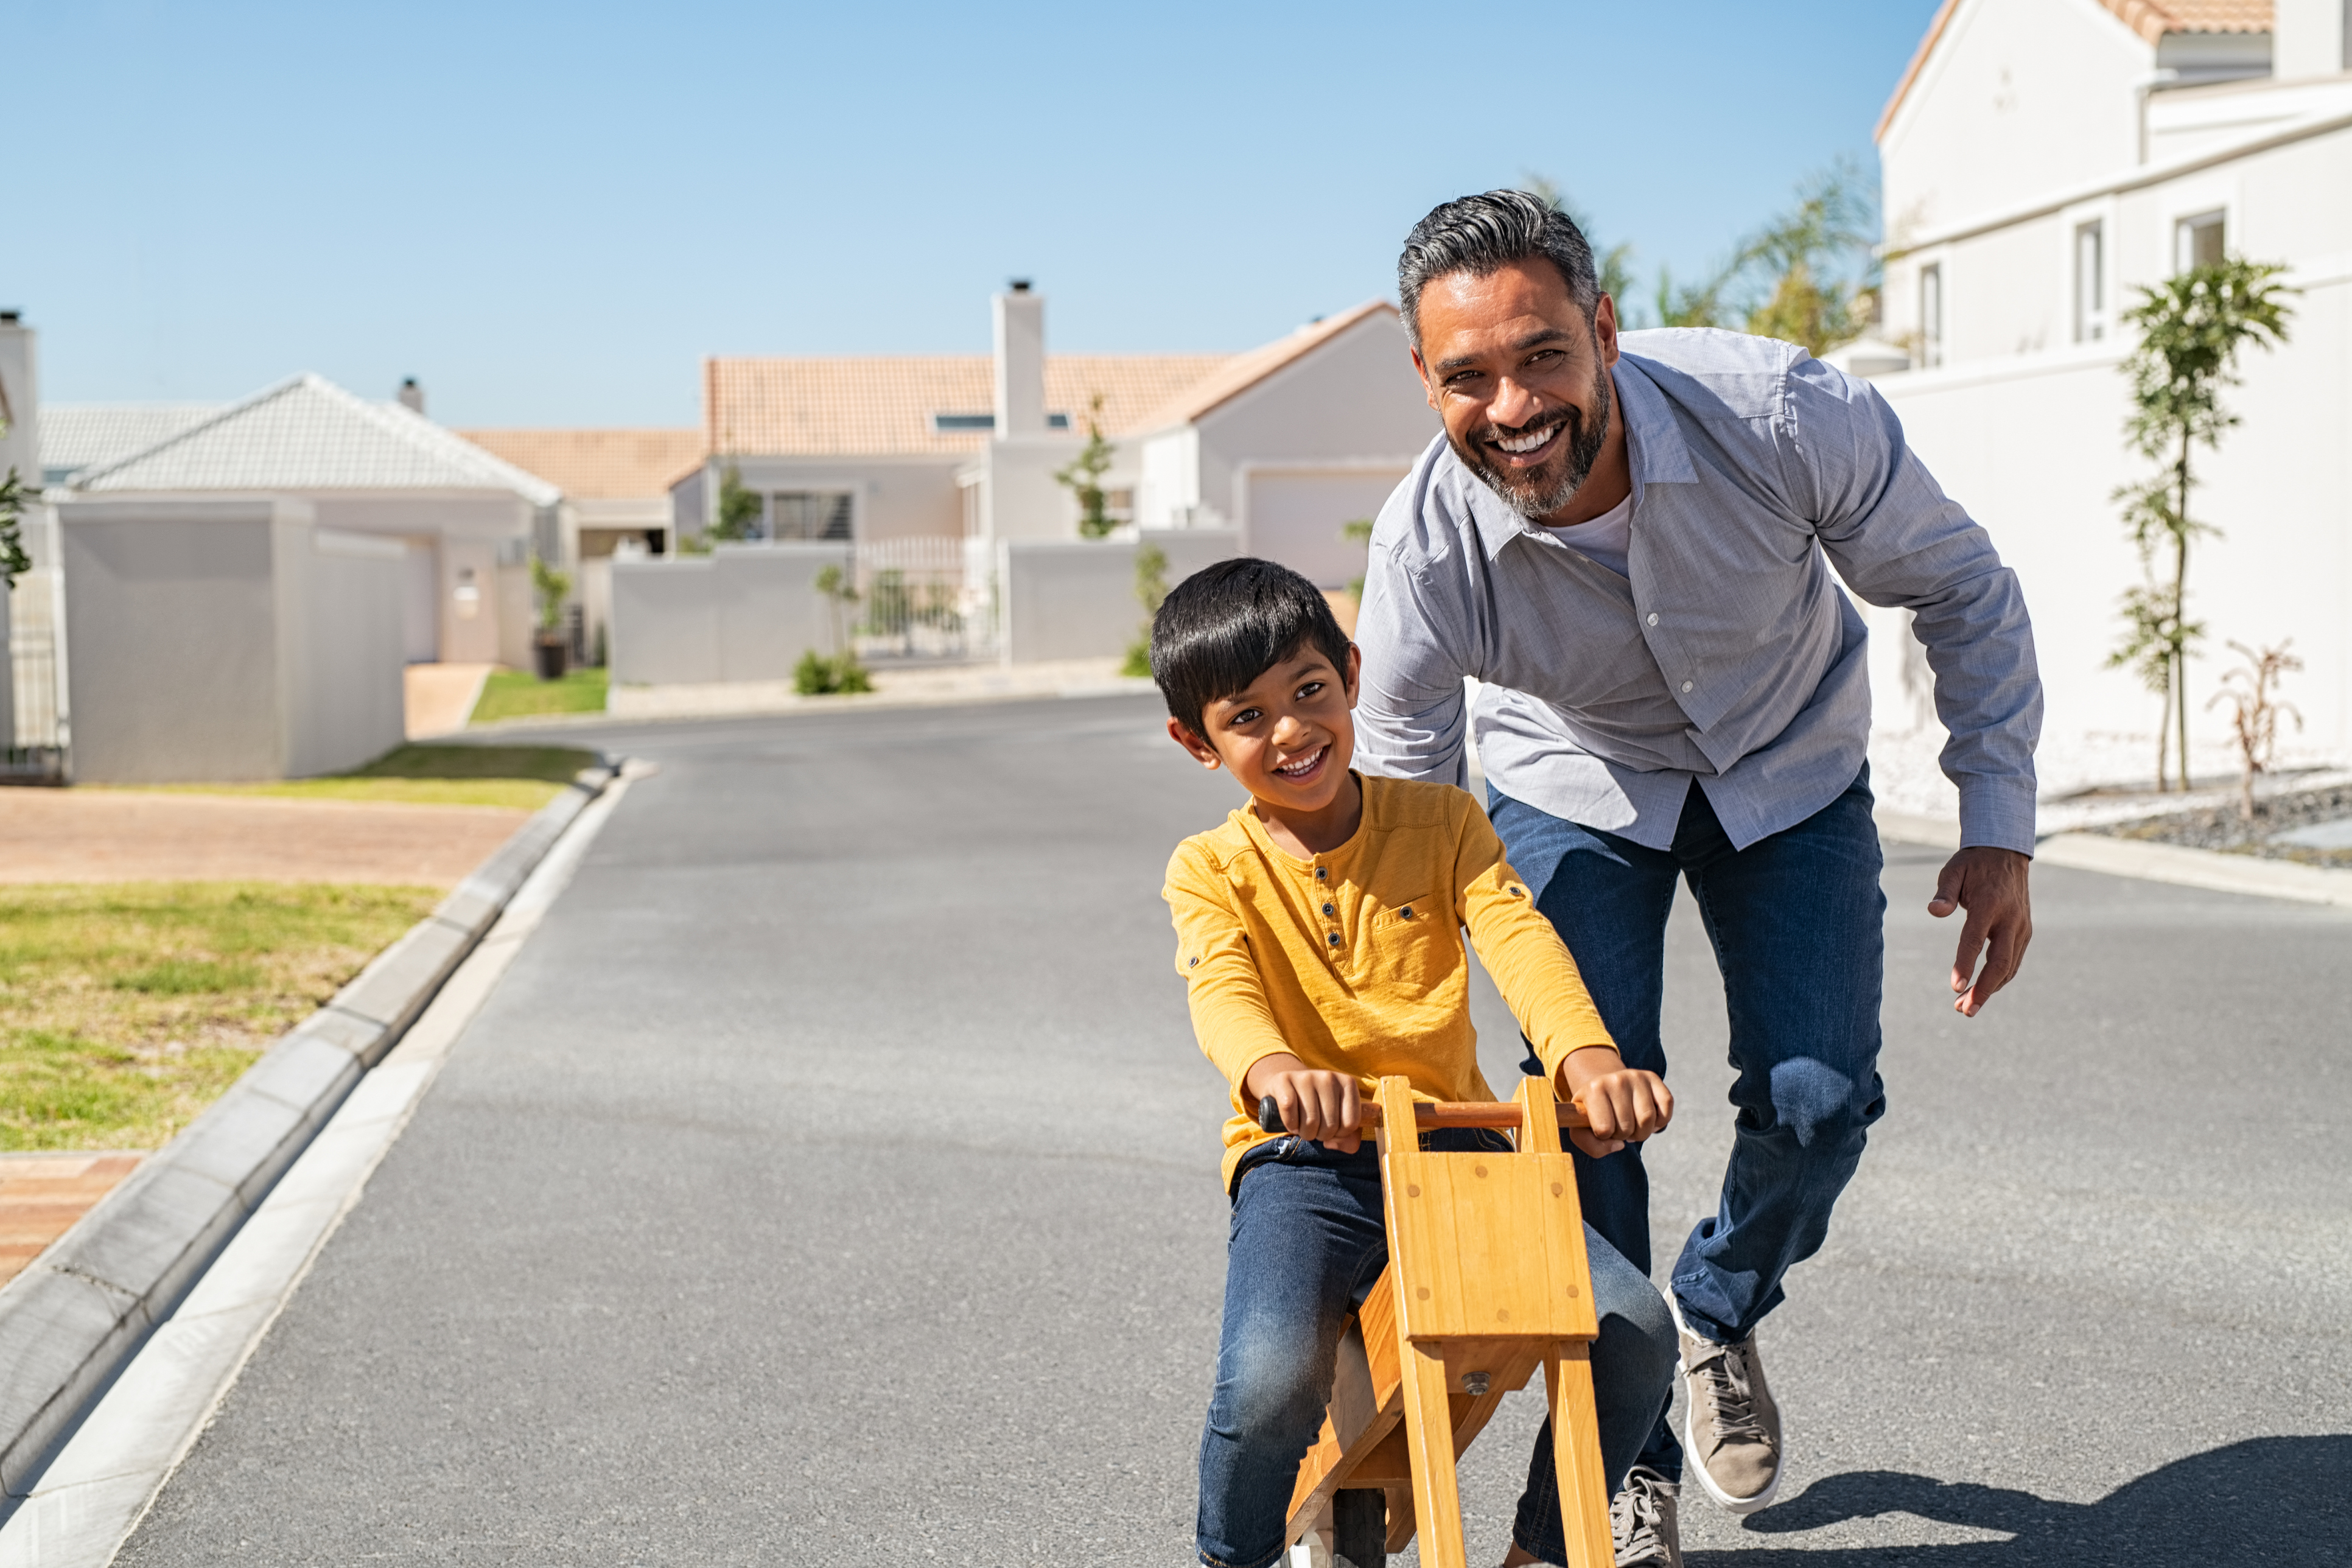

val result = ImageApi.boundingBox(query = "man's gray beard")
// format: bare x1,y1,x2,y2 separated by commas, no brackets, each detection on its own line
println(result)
1458,360,1613,521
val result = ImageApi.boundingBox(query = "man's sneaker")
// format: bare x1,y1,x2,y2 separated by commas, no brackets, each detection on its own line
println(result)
1666,1287,1783,1515
1612,1465,1681,1567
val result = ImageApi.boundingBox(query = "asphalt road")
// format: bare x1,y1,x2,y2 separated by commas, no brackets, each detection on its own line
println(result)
118,696,2351,1566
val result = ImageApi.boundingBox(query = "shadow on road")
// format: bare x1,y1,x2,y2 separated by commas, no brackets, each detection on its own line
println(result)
1692,1436,2350,1565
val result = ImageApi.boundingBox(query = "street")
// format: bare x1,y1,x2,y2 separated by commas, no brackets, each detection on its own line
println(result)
116,695,2351,1566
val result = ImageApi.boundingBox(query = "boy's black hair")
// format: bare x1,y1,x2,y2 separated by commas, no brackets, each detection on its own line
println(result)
1150,557,1353,738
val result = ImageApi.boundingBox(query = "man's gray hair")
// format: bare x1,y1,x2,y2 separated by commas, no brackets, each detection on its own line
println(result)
1397,189,1600,345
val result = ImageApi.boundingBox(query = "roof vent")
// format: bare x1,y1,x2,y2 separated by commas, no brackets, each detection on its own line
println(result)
397,377,425,415
0,310,19,325
1009,278,1032,293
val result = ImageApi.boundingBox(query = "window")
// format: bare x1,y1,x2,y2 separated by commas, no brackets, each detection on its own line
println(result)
932,413,994,433
1919,264,1944,368
2175,210,2225,272
2074,222,2105,343
768,492,853,541
1046,412,1073,430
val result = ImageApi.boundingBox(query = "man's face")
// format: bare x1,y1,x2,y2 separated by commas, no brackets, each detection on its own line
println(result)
1411,259,1620,522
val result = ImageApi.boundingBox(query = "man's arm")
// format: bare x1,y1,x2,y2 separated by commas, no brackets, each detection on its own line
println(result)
1788,359,2042,1015
1352,521,1475,788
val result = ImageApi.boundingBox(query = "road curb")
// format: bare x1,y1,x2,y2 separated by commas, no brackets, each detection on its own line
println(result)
0,761,618,1499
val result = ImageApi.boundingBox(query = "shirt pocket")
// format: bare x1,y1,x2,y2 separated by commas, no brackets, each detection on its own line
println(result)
1358,892,1453,999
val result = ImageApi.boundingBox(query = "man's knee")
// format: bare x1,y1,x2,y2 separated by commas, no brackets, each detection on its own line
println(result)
1765,1055,1885,1151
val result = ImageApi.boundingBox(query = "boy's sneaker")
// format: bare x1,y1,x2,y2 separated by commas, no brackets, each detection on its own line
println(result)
1611,1465,1681,1567
1666,1287,1782,1515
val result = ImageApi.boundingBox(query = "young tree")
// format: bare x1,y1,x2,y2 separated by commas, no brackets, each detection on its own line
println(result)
2207,640,2301,821
711,461,763,543
1054,395,1118,539
530,555,572,634
1123,542,1169,678
0,415,29,591
2109,258,2293,791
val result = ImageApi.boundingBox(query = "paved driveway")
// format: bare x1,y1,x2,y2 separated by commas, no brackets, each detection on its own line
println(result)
115,696,2351,1566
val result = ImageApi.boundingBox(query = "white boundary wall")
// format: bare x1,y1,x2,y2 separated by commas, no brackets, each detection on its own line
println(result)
998,528,1241,664
58,497,405,783
610,542,853,685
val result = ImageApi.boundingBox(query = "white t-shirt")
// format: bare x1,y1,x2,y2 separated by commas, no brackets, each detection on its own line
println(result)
1543,492,1633,577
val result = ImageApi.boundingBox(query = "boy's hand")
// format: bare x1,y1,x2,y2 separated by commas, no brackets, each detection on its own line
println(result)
1244,1054,1363,1154
1556,1046,1672,1160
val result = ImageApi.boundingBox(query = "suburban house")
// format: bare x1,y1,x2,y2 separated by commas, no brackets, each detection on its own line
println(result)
46,372,561,667
456,425,702,660
671,284,1438,589
1861,0,2351,808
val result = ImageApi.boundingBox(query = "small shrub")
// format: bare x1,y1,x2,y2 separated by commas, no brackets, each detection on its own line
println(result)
794,649,873,696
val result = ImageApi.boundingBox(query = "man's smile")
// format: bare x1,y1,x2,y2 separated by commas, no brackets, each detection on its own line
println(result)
1485,411,1569,466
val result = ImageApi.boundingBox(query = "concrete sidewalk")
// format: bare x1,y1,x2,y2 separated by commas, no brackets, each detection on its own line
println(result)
0,791,530,887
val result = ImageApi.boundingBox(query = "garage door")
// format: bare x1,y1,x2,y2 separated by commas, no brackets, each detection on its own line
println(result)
1242,468,1410,589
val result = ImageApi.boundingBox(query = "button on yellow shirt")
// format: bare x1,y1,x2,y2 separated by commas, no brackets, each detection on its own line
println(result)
1164,774,1616,1191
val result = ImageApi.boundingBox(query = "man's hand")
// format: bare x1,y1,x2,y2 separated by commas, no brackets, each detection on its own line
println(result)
1928,846,2033,1017
1244,1054,1363,1154
1555,1046,1673,1160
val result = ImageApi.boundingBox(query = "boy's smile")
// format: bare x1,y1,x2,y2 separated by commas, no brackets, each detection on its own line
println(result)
1169,642,1365,858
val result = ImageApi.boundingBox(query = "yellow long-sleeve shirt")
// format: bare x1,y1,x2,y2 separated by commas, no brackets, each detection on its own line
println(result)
1164,774,1617,1191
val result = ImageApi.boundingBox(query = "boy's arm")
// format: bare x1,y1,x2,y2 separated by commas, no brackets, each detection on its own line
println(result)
1164,846,1300,1121
1451,805,1672,1156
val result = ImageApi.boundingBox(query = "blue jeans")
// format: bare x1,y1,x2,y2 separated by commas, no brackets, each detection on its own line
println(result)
1489,768,1888,1482
1196,1132,1679,1568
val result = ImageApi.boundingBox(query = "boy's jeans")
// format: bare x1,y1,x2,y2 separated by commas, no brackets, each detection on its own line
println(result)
1196,1132,1678,1568
1490,766,1888,1483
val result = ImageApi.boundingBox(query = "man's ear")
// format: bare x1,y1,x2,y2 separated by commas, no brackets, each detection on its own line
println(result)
1410,346,1439,413
1342,643,1363,709
1592,293,1621,367
1168,716,1222,770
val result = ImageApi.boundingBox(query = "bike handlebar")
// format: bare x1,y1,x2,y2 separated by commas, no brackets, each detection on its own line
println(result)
1256,1094,1589,1137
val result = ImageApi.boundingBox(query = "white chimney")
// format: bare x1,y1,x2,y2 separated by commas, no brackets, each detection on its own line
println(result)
2275,0,2351,77
397,377,425,415
992,281,1045,438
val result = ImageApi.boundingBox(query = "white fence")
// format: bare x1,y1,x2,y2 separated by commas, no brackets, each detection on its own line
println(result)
995,528,1242,664
610,542,854,685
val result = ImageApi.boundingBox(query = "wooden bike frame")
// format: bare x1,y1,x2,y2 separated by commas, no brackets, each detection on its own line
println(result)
1279,1074,1615,1568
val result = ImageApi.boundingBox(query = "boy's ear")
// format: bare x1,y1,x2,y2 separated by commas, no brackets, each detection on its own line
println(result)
1343,643,1363,709
1168,716,1222,771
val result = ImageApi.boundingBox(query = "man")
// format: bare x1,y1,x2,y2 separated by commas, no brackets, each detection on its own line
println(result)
1354,191,2040,1567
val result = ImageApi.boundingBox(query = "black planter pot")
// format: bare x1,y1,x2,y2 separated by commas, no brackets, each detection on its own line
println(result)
533,635,569,681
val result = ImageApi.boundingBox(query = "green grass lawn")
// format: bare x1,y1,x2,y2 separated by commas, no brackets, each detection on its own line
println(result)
115,744,601,811
471,667,609,725
0,883,442,1150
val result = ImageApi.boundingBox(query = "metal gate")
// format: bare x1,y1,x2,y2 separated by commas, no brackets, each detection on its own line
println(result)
4,564,67,783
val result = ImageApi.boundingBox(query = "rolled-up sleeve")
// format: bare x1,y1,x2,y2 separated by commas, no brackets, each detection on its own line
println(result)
1784,359,2043,855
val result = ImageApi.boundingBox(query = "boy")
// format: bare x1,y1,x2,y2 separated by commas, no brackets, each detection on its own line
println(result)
1154,558,1684,1568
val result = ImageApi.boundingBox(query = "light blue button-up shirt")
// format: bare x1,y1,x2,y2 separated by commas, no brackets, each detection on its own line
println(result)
1353,328,2042,856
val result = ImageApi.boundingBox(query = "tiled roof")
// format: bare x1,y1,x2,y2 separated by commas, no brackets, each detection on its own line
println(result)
456,427,705,499
39,404,223,480
68,374,562,505
1878,0,2275,141
702,352,1233,457
1129,302,1396,433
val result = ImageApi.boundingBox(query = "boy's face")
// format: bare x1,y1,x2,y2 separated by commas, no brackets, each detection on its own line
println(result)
1169,642,1362,813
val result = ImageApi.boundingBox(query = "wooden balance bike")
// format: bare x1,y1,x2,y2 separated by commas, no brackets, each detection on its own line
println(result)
1264,1073,1614,1568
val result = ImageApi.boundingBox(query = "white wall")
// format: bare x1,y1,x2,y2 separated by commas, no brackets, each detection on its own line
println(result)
998,528,1241,664
1878,0,2150,242
1239,465,1412,589
276,528,408,778
610,542,853,685
59,497,405,783
1189,312,1437,529
1867,132,2352,802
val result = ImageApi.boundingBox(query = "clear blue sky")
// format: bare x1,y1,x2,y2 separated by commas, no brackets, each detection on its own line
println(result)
8,0,1942,427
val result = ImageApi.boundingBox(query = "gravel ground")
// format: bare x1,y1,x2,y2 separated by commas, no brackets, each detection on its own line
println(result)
2090,782,2352,867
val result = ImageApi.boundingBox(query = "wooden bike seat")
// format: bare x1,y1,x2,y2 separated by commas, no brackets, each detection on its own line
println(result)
1278,1075,1614,1568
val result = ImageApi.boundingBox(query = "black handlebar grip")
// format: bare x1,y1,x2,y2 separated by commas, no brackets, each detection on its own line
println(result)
1258,1095,1285,1134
